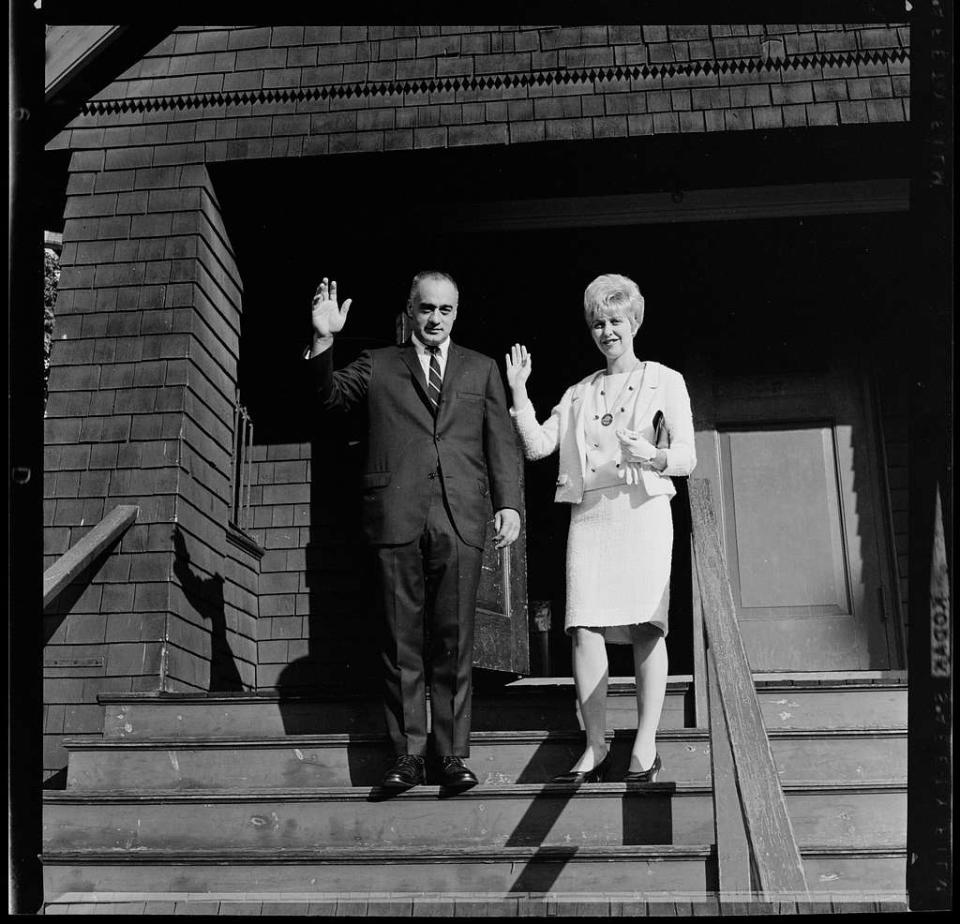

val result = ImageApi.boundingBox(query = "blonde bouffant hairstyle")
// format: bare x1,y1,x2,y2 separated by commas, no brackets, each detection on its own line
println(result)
583,274,645,332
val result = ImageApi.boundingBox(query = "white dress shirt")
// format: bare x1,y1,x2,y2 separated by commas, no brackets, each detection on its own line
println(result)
410,334,451,382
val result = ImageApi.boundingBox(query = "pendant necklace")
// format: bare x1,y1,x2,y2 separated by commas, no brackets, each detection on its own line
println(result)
599,361,645,427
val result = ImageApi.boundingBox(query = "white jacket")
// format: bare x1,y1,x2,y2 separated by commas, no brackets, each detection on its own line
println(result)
511,361,696,503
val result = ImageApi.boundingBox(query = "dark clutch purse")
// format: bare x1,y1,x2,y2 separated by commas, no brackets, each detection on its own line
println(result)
652,409,668,449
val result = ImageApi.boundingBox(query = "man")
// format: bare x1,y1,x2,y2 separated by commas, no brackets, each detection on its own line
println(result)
308,271,522,790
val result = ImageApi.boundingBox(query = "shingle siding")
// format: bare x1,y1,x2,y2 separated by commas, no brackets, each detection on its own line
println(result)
59,23,908,158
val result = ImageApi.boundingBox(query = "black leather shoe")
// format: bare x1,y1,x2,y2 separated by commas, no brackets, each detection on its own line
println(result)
437,756,479,789
381,754,426,789
624,752,662,783
551,748,612,784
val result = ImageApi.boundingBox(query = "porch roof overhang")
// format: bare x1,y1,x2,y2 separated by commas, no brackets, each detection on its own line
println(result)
429,179,911,233
44,24,174,141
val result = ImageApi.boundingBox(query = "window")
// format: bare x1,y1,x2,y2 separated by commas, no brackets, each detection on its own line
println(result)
230,393,254,530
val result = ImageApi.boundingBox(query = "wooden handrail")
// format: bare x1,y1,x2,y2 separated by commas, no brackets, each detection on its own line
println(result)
688,479,808,896
43,504,139,608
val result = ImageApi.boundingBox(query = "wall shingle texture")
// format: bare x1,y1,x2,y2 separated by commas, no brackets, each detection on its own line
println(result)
48,23,909,159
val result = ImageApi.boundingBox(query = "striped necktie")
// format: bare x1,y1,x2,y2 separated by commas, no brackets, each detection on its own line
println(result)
426,345,443,415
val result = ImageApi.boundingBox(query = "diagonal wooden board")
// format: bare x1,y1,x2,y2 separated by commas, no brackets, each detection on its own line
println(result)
688,478,808,895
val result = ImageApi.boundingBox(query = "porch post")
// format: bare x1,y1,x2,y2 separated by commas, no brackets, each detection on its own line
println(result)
43,149,249,779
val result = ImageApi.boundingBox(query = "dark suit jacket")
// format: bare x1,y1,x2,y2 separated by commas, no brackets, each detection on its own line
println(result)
312,341,522,550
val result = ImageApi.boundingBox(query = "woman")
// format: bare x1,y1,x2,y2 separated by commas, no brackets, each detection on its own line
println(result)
506,274,695,783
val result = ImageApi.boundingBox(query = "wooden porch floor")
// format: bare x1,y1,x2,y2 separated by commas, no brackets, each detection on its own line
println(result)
43,889,910,916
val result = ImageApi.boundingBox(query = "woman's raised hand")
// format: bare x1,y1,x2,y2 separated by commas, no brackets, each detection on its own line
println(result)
505,343,533,392
311,277,353,339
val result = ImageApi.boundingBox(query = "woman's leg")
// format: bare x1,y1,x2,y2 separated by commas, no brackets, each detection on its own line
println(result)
570,627,610,771
629,624,668,772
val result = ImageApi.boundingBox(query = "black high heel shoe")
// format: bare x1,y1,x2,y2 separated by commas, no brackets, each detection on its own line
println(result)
623,752,662,783
551,748,613,784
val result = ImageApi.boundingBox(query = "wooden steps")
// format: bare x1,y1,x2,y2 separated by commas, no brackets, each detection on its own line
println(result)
41,846,907,903
43,675,909,912
43,781,906,851
42,844,715,896
96,677,906,738
62,726,906,790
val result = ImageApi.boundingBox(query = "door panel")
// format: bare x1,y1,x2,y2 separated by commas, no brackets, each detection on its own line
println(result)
724,426,849,611
691,369,898,671
473,456,529,674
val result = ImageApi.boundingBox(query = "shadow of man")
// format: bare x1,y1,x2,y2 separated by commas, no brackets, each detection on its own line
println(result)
172,525,244,692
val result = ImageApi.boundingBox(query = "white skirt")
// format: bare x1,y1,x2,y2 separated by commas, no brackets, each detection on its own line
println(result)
565,484,673,644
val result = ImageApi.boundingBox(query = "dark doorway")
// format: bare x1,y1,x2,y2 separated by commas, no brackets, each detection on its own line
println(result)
213,127,911,683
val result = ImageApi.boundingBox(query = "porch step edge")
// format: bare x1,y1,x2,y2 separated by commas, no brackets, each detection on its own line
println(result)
42,843,715,863
43,779,907,803
60,725,908,750
42,843,907,863
95,673,907,707
41,885,910,902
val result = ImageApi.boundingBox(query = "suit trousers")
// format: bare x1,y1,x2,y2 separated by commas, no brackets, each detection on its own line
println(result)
373,476,483,758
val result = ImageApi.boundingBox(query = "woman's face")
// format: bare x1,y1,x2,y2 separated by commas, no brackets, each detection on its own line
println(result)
589,309,636,362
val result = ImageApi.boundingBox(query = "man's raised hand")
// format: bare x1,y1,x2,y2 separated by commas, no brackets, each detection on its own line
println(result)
311,277,353,339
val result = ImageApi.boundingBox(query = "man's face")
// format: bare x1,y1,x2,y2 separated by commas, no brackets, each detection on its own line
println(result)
407,277,458,347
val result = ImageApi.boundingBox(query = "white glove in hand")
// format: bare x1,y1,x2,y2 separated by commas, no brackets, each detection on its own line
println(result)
616,428,658,462
617,460,645,486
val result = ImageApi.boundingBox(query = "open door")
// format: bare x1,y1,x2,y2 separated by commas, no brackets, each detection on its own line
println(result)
690,367,902,672
473,457,530,674
394,312,530,675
